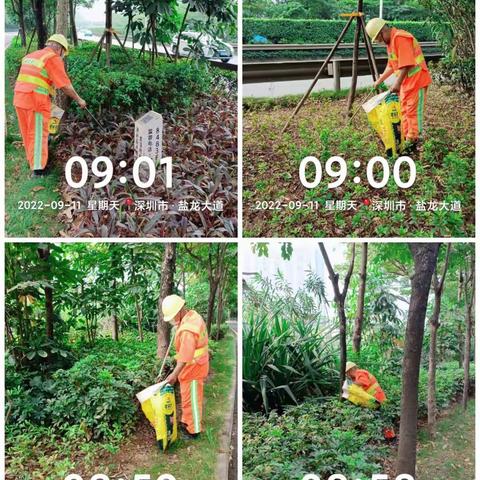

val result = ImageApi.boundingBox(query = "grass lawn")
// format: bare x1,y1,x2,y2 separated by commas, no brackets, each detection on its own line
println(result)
144,332,236,480
243,83,475,238
5,69,63,237
416,399,475,480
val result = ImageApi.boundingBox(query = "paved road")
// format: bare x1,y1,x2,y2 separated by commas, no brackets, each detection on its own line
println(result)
5,31,18,48
227,319,238,335
79,32,237,66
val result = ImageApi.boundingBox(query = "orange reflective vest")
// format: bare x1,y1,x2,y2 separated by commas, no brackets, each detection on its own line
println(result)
15,47,57,97
175,310,209,368
353,369,386,403
387,28,431,94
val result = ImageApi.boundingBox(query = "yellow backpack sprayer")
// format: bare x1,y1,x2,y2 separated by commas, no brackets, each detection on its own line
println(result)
342,378,380,410
48,104,65,134
361,90,405,157
136,334,178,451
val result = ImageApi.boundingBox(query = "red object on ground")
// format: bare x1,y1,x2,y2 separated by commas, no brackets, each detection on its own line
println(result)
125,198,134,206
363,199,371,206
383,427,396,439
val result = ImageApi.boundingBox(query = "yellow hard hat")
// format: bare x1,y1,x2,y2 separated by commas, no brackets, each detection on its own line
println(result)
47,34,69,55
162,294,185,322
346,361,357,372
365,18,387,42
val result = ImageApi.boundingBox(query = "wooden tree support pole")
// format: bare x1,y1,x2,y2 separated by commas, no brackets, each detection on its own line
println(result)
346,2,363,115
360,15,379,81
26,28,36,54
112,30,131,59
89,31,106,63
281,15,354,134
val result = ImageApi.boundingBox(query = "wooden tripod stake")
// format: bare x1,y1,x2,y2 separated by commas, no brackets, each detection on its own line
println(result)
281,5,379,134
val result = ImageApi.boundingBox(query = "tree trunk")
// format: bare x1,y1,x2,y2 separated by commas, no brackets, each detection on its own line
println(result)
319,243,355,395
462,257,475,410
55,0,68,37
206,244,227,333
427,244,450,438
45,286,54,339
157,244,176,359
215,266,228,340
105,0,112,66
112,314,119,340
55,0,70,109
353,243,368,352
135,297,144,341
32,0,47,49
37,245,54,339
175,4,190,61
69,0,78,46
396,243,439,477
13,0,27,47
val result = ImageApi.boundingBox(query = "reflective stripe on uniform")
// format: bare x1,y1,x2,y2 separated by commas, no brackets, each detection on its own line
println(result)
408,65,421,77
175,344,208,363
34,112,44,170
417,88,425,134
17,74,55,95
191,380,200,433
34,87,49,95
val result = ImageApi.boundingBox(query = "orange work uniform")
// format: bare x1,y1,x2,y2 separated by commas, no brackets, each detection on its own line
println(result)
353,368,386,403
13,47,72,170
387,28,432,141
175,310,209,435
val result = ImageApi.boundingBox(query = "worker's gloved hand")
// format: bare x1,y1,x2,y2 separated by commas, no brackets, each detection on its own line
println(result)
373,79,383,90
165,373,178,385
77,98,87,109
389,82,401,94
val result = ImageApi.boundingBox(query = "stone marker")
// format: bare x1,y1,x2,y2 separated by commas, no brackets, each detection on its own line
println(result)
134,111,163,162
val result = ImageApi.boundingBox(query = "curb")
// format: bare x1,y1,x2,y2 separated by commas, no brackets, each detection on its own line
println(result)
216,336,237,480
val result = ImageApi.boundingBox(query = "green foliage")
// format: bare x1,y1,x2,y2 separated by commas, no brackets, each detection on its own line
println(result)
6,334,159,437
243,273,338,412
243,19,434,44
243,362,473,479
243,399,386,480
243,84,474,238
6,41,215,114
419,0,474,92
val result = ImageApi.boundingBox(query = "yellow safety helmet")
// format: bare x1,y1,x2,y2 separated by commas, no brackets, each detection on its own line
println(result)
346,361,357,372
162,294,185,322
47,34,69,55
365,18,387,42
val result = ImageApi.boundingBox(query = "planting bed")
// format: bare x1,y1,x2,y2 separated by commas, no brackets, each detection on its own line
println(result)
56,93,237,237
243,84,474,238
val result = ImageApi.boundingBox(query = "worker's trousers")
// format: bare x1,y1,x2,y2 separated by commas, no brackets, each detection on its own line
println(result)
400,87,427,141
15,106,49,170
180,378,204,434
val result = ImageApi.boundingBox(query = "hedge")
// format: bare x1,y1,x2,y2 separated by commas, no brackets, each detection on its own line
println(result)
243,19,435,44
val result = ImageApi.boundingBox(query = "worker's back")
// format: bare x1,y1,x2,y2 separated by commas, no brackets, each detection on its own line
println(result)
354,368,386,403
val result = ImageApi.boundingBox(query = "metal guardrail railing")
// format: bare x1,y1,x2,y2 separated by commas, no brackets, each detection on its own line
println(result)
242,41,439,51
243,52,443,84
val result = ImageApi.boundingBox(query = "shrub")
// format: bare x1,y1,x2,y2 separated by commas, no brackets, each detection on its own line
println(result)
243,399,386,480
6,41,217,115
243,362,474,480
6,334,160,439
243,19,435,44
243,275,338,413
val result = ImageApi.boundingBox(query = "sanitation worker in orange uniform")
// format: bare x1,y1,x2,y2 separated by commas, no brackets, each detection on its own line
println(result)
162,294,209,439
345,361,386,404
366,18,432,154
13,34,86,176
